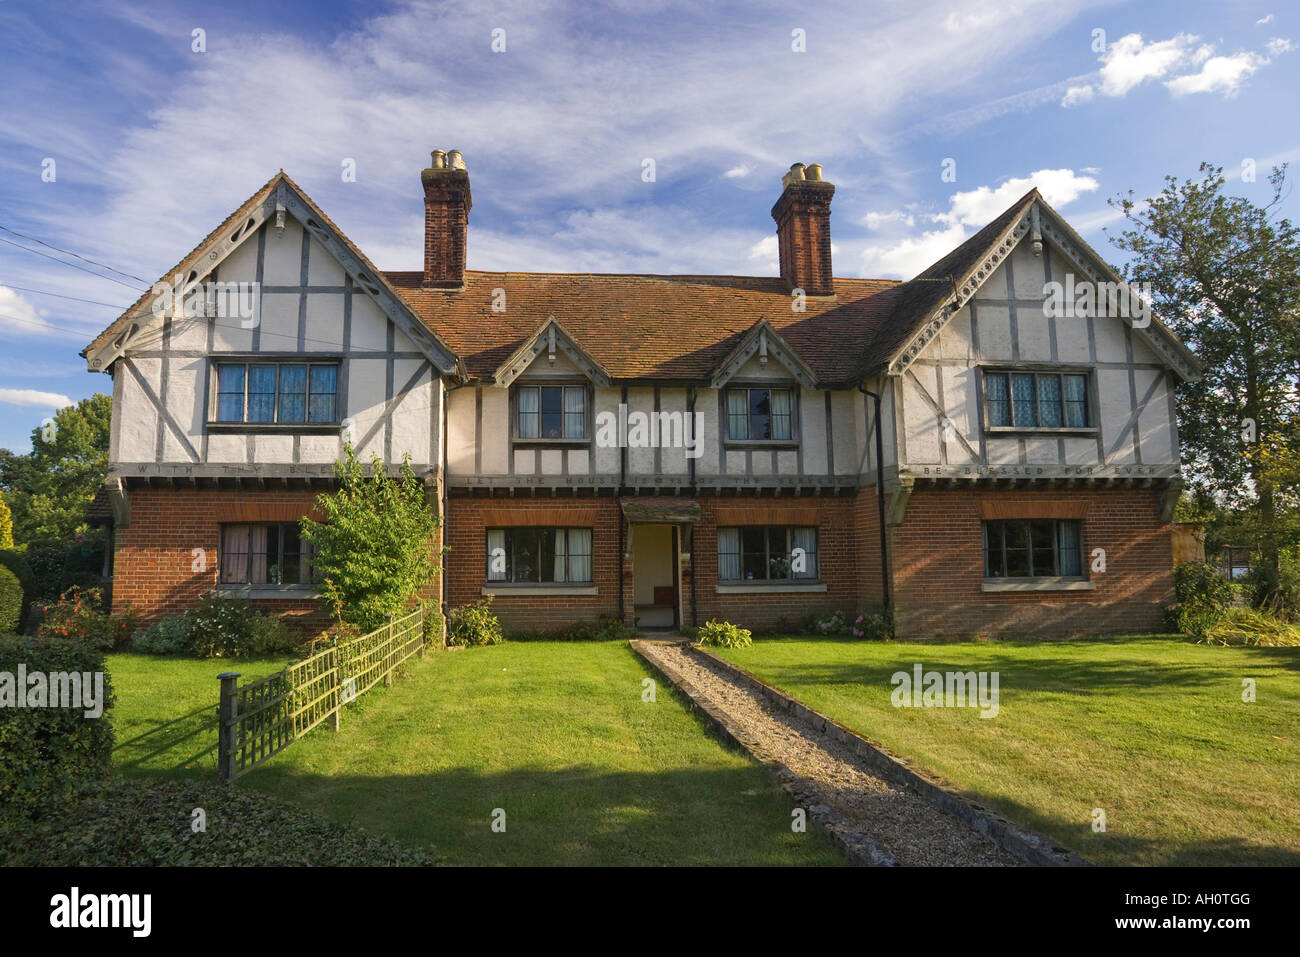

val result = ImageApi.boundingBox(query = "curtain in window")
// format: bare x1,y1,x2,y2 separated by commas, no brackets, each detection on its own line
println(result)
247,366,276,423
277,365,307,423
1057,521,1082,576
517,388,539,438
221,525,249,583
1011,374,1036,426
553,528,568,582
984,373,1011,427
249,525,269,584
568,528,592,582
717,527,741,580
564,388,585,438
726,391,748,440
1037,375,1063,427
216,365,245,422
791,527,817,579
1063,375,1088,427
486,529,506,581
309,365,337,423
770,389,792,440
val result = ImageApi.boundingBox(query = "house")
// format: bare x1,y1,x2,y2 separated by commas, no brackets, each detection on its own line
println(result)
81,152,1201,638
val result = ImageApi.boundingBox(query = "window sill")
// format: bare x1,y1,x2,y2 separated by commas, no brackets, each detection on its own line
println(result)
723,440,800,450
983,427,1098,437
207,422,342,434
216,585,320,599
510,439,591,449
715,582,827,594
481,584,598,597
981,578,1095,593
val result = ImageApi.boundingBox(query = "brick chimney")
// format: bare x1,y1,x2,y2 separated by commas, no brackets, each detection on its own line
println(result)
421,149,472,289
770,162,835,296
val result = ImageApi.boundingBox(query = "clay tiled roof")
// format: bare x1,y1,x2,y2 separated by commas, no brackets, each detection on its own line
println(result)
387,272,900,386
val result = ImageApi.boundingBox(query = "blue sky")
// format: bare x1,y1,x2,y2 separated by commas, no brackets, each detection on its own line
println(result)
0,0,1295,452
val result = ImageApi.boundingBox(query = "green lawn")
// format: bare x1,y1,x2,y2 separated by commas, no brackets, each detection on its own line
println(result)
107,644,842,866
710,635,1300,866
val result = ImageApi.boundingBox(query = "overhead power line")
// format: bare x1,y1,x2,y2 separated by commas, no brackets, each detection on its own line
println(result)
0,282,127,309
0,223,152,285
0,236,149,293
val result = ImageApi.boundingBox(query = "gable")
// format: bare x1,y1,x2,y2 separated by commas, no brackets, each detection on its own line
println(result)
879,196,1201,383
492,318,612,387
82,175,460,375
711,320,817,389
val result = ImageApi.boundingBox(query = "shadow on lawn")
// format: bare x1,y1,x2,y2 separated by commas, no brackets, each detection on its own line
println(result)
113,702,218,776
232,763,842,866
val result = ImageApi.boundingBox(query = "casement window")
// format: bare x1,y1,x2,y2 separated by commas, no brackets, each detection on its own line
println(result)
215,361,339,424
726,386,794,441
220,523,315,586
485,527,593,583
717,526,818,582
982,370,1090,429
983,519,1083,579
1223,547,1251,581
515,384,586,440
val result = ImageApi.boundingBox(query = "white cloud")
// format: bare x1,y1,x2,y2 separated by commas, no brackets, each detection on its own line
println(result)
1060,84,1095,106
0,285,100,343
1266,37,1293,55
1257,14,1274,25
861,169,1099,279
863,210,916,230
746,236,779,274
723,164,753,179
0,388,74,409
1165,52,1266,97
1098,33,1206,97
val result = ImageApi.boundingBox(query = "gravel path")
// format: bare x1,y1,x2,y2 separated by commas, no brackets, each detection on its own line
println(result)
639,641,1019,866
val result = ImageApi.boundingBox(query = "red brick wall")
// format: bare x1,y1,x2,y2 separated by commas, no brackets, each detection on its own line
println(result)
692,496,860,631
854,485,886,615
112,487,330,631
443,496,622,630
889,487,1174,639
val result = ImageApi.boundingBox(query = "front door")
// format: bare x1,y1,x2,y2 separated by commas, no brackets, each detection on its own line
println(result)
632,523,677,628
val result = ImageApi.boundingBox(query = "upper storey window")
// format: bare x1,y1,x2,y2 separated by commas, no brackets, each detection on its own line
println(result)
514,384,586,441
982,370,1090,430
726,386,794,441
215,361,339,425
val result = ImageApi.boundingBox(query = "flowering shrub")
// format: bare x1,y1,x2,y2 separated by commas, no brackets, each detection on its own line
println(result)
812,611,846,635
849,613,892,640
36,586,137,650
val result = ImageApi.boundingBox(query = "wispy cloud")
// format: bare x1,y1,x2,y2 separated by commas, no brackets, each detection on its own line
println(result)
0,388,74,409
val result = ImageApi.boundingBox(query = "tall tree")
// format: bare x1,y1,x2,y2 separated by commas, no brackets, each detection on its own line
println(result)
0,394,112,543
1110,164,1300,602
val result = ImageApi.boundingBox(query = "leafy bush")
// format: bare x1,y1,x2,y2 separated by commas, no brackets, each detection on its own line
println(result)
184,593,301,659
507,615,636,642
0,566,21,635
849,613,892,640
1168,562,1237,640
301,446,443,634
130,612,195,656
0,635,114,827
423,605,445,647
0,779,435,866
695,618,753,649
1195,607,1300,647
446,597,503,647
36,586,137,650
20,536,108,607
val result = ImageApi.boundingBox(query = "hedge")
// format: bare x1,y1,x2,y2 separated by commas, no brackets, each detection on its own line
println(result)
0,635,114,826
0,566,20,635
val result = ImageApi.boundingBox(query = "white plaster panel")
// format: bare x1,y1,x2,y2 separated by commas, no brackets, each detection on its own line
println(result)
1025,437,1059,464
1016,310,1053,362
1136,370,1174,464
220,230,260,283
118,359,159,461
170,317,208,352
831,390,858,475
299,434,341,463
903,366,940,464
262,220,303,285
985,436,1021,466
937,308,975,360
1094,317,1129,363
974,305,1013,360
693,390,721,475
659,389,687,475
777,450,798,473
1010,239,1047,299
801,388,828,474
539,449,563,474
975,261,1010,299
257,293,300,352
1055,314,1092,363
1064,437,1097,466
205,434,245,464
479,388,509,474
303,293,345,352
568,448,589,474
725,449,745,474
389,360,430,464
751,450,774,476
350,297,389,354
513,448,535,474
446,386,476,475
307,238,345,285
1097,368,1136,464
592,388,621,475
256,435,293,462
626,387,654,475
346,358,387,458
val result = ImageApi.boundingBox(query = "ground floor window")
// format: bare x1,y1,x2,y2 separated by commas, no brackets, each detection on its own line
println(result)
983,519,1083,578
220,523,314,585
717,526,818,581
486,527,593,583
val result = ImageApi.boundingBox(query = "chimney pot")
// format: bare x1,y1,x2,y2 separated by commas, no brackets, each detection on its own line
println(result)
448,149,465,170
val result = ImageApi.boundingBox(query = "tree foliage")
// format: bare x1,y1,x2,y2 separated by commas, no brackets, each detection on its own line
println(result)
1109,163,1300,602
0,492,13,550
0,394,111,543
300,445,442,633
